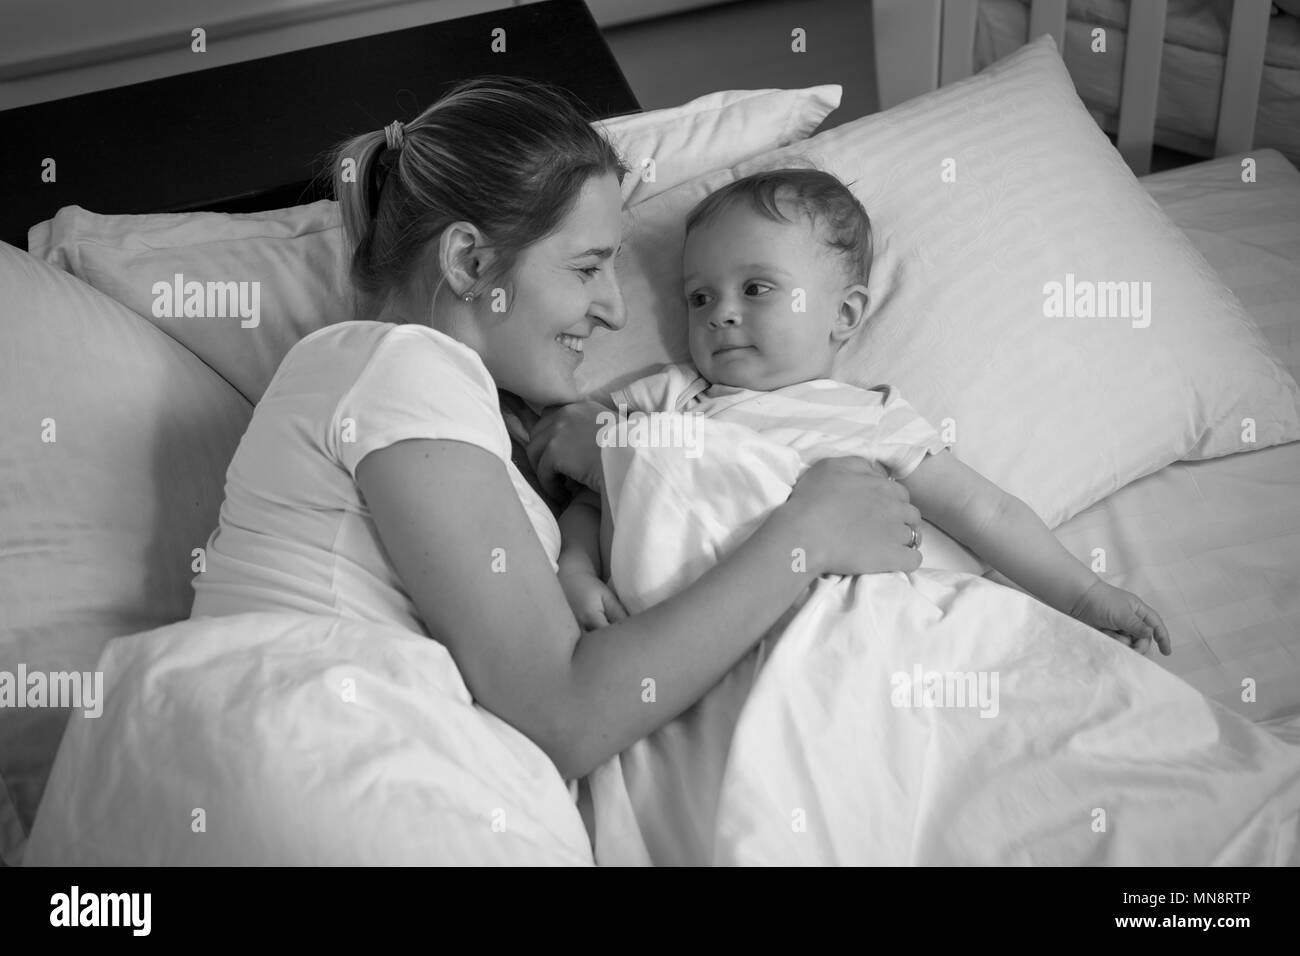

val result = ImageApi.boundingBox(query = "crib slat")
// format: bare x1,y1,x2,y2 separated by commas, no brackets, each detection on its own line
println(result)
871,0,942,110
1028,0,1068,52
1115,0,1168,176
1215,0,1271,156
940,0,979,85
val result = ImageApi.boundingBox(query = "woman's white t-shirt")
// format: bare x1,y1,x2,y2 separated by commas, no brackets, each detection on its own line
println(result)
190,321,562,636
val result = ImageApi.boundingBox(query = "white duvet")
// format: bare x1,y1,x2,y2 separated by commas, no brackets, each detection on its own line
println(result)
25,416,1300,866
588,416,1300,865
25,614,593,865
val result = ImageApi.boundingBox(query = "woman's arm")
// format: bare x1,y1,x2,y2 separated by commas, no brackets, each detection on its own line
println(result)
359,439,919,779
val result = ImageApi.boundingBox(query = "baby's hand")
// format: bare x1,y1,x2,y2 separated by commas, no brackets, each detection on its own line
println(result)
559,571,628,631
1069,580,1172,656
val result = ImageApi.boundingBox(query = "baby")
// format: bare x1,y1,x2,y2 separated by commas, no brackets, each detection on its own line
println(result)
557,168,1171,657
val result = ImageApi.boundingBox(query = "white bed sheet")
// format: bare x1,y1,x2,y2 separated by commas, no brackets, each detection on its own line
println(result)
975,0,1300,166
1009,150,1300,724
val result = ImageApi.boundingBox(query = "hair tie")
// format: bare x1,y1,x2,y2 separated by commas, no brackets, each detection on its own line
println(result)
384,120,405,152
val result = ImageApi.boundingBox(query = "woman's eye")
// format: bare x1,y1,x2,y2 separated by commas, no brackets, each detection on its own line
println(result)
579,265,601,278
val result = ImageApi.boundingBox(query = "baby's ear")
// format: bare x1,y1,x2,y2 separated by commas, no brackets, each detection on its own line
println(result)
831,284,870,343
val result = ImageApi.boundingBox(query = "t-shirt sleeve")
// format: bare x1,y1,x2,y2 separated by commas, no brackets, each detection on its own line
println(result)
331,329,508,478
611,363,703,413
864,384,952,480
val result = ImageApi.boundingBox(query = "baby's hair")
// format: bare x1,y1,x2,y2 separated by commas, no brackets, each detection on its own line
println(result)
326,75,629,320
684,165,873,286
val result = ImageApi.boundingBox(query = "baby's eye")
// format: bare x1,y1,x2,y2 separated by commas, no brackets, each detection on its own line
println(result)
687,292,709,308
745,283,772,296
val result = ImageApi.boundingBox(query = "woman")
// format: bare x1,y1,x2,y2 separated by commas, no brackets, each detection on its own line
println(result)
189,76,924,782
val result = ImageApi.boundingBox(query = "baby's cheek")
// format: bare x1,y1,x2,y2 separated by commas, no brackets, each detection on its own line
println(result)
687,331,711,370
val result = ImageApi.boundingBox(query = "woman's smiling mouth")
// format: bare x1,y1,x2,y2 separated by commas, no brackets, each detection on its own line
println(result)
556,333,586,358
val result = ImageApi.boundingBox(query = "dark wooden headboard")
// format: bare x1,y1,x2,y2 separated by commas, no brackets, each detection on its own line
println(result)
0,0,640,251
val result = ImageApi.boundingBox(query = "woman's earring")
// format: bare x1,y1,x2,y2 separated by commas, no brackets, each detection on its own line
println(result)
462,293,474,302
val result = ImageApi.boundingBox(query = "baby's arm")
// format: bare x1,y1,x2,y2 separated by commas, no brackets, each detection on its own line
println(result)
558,488,626,630
555,364,690,627
558,488,603,576
900,450,1170,654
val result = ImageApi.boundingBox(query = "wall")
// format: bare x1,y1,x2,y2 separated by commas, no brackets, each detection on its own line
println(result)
605,0,872,130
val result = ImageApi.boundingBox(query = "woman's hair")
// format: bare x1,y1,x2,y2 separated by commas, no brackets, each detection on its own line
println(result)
684,165,873,286
328,75,629,320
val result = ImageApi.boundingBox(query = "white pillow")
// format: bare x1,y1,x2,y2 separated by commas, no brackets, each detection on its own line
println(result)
1140,148,1300,382
0,241,251,862
27,87,841,404
582,36,1300,529
598,86,841,206
30,200,350,405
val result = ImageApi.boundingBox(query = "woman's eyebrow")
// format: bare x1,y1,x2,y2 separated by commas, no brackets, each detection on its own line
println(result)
573,246,618,259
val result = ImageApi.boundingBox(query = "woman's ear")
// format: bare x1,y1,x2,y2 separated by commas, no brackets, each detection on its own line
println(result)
831,284,870,344
438,221,498,297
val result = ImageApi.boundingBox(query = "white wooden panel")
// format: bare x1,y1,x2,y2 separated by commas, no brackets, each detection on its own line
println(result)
1115,0,1168,176
1215,0,1271,156
0,0,505,108
939,0,978,85
1027,0,1067,52
0,0,504,80
522,0,726,29
871,0,941,110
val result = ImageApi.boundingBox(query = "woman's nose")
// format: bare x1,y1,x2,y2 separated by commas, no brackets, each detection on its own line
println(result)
591,271,627,331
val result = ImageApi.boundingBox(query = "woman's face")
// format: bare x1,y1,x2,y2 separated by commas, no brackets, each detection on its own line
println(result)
473,172,626,407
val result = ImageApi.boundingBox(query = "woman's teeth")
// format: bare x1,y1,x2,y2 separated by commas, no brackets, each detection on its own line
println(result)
556,333,585,354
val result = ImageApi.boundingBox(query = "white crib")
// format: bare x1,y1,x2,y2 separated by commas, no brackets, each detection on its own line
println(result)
871,0,1275,174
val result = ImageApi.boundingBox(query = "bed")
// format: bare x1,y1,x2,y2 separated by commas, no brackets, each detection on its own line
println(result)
974,0,1300,169
868,0,1300,731
1048,150,1300,729
4,0,1300,866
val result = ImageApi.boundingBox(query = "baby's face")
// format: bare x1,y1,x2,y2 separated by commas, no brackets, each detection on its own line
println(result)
682,205,854,390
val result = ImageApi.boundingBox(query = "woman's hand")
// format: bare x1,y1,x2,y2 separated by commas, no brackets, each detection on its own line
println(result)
527,400,608,499
1069,580,1172,656
559,570,628,631
777,456,926,577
